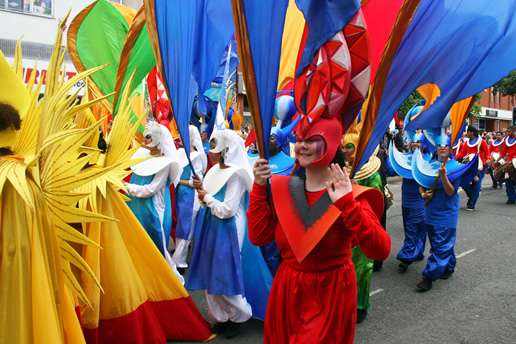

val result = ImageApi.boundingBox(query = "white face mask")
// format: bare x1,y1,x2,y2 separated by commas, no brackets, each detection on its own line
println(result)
143,125,163,149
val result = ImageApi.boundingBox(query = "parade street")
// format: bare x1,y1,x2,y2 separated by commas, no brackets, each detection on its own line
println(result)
175,176,516,344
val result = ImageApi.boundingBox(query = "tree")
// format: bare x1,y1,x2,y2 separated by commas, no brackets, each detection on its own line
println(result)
492,69,516,97
398,90,424,116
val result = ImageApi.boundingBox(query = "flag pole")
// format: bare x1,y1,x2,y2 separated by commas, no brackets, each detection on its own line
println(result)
230,0,266,159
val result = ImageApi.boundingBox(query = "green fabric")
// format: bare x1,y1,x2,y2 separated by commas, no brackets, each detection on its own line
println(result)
352,171,382,310
112,22,156,115
356,171,383,192
75,0,128,105
351,246,373,310
74,0,156,119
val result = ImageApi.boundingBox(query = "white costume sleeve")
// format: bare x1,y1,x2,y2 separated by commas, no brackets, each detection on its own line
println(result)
204,172,246,219
126,166,169,198
191,155,204,180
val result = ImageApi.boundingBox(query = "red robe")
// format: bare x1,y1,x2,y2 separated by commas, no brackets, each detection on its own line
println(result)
500,136,516,161
247,178,390,344
456,137,489,165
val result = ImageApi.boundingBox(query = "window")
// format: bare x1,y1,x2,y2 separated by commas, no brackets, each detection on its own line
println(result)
498,92,501,104
0,0,53,16
490,88,494,103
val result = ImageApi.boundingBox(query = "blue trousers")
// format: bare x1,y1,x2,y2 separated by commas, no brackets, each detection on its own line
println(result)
506,180,516,201
488,169,498,185
462,168,485,206
397,206,427,262
423,225,456,281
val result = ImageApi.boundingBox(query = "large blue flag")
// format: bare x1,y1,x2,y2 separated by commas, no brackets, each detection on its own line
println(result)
294,0,361,76
192,0,235,117
239,0,289,161
357,0,516,172
148,0,235,171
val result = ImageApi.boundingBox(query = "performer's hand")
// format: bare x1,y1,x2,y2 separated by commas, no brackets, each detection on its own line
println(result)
438,163,447,177
326,163,352,203
422,189,434,201
192,179,202,189
253,159,272,186
198,189,208,202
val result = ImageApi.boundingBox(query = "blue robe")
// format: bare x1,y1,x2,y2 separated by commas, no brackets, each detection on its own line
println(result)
126,174,172,257
174,165,195,240
186,183,272,320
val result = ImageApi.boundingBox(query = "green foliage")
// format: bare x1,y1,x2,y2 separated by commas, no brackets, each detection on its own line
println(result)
469,93,483,118
492,70,516,97
398,90,424,115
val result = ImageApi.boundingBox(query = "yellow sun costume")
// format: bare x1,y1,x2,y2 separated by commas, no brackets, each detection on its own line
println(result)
1,14,213,343
0,16,117,343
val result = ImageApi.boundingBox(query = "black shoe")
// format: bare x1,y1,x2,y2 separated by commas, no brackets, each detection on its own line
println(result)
224,321,241,338
177,267,186,275
491,184,498,189
416,277,432,291
466,204,475,211
467,198,471,206
507,200,516,204
373,260,383,272
356,309,368,324
398,259,411,272
440,270,454,280
211,321,229,334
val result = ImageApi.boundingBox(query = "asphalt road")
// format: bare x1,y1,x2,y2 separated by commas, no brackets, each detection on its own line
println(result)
171,176,516,344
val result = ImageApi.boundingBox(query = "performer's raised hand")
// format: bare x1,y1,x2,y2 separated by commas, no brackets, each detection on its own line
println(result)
253,158,272,186
326,163,352,203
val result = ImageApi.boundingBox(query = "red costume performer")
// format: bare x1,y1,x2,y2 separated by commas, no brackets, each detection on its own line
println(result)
247,10,390,343
500,136,516,160
455,137,489,165
247,176,390,343
488,139,504,156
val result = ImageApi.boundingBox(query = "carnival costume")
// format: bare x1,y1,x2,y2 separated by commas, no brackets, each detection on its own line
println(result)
186,129,273,324
126,123,184,283
343,128,385,318
248,11,394,342
487,137,504,187
455,127,489,209
498,134,516,202
248,114,390,344
172,125,207,269
390,131,430,268
0,37,94,343
414,135,477,285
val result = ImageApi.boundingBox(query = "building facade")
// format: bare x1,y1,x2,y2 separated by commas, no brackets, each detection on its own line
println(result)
0,0,142,93
472,87,515,133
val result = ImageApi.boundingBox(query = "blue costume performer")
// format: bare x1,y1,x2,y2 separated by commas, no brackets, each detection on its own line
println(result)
390,132,429,270
186,129,272,338
126,123,184,284
172,125,207,269
413,135,477,291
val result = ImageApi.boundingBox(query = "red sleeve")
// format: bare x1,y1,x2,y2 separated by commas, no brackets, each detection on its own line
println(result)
334,193,391,260
247,182,277,246
455,143,467,159
480,140,489,164
488,143,494,156
501,140,508,158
